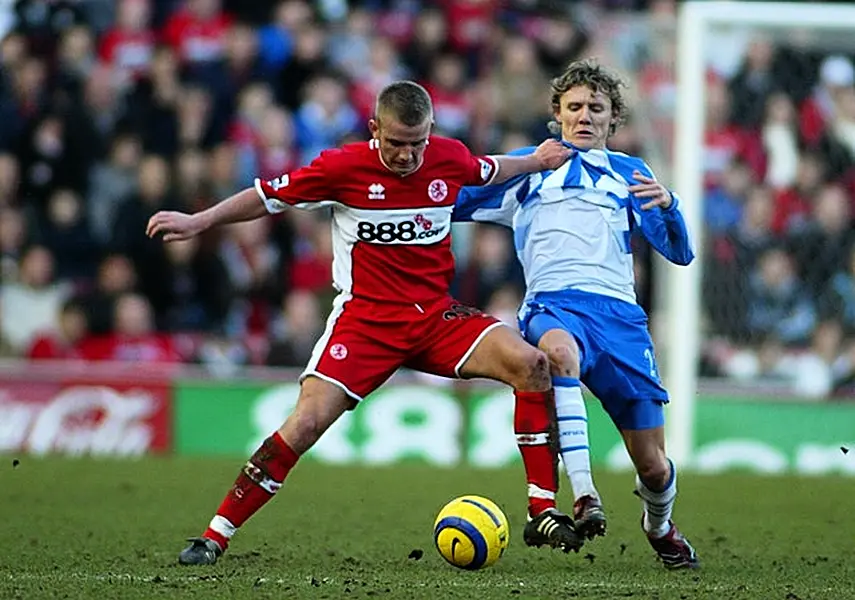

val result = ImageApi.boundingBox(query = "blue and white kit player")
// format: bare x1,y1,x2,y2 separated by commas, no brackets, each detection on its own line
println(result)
454,59,699,568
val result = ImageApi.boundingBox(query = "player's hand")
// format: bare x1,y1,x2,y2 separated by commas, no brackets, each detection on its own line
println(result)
629,170,673,210
146,211,205,242
534,139,573,170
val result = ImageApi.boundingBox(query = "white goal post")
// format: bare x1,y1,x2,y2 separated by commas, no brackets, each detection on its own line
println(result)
666,1,855,467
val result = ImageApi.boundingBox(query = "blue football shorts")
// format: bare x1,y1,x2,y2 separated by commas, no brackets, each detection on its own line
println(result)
519,289,669,431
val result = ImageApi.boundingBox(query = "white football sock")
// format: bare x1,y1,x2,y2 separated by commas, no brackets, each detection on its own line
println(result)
553,377,597,500
635,459,677,539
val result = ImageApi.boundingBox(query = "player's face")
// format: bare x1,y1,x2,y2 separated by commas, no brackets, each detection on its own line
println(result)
554,86,614,150
369,115,432,176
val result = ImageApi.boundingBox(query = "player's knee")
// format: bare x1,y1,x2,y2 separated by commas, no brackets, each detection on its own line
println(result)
509,346,550,390
636,454,671,490
280,407,324,454
281,388,338,452
545,344,580,377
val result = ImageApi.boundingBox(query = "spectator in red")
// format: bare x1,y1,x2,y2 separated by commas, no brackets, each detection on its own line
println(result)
99,0,155,84
423,53,472,141
704,76,765,188
287,213,332,295
799,55,854,148
771,150,827,235
162,0,233,67
27,299,90,360
439,0,498,65
87,293,182,363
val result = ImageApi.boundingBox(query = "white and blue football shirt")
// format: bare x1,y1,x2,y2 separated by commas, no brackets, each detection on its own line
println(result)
453,144,695,306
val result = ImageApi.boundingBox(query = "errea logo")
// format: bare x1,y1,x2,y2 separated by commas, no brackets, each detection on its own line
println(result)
368,183,385,200
269,174,289,190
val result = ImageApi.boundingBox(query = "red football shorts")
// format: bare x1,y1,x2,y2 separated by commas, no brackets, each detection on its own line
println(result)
301,294,504,401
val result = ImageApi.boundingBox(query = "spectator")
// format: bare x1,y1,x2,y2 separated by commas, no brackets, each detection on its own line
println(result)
228,82,275,185
0,206,27,281
98,0,156,84
0,153,21,206
348,36,409,120
820,244,855,335
266,289,324,367
87,133,143,246
327,8,374,82
275,23,329,111
84,254,139,335
704,158,753,235
87,292,182,362
123,45,182,156
489,35,550,137
155,237,233,332
162,0,233,67
294,74,359,164
704,76,765,188
746,247,816,346
771,150,827,235
728,35,780,130
175,146,210,206
799,54,854,148
255,105,300,182
219,218,283,336
192,21,271,141
36,188,100,282
256,0,312,71
26,298,90,360
402,8,449,81
455,224,524,310
705,185,776,342
0,246,72,353
761,92,800,190
423,53,471,140
787,182,855,294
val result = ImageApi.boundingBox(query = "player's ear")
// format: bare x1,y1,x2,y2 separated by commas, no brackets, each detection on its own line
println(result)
368,118,380,138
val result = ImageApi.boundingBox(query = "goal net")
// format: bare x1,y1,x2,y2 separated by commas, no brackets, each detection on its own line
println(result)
657,2,855,464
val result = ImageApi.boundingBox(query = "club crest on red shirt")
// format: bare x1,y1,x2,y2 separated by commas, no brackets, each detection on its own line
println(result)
329,343,348,360
428,179,448,202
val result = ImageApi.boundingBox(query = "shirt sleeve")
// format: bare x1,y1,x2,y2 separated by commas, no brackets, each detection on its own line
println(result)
630,160,695,266
463,148,500,187
253,150,338,213
453,147,538,227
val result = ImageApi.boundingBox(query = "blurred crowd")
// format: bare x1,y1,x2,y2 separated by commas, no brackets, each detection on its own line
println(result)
1,0,855,397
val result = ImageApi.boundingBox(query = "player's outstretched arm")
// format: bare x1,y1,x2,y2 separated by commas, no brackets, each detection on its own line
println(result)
146,187,267,242
491,139,571,184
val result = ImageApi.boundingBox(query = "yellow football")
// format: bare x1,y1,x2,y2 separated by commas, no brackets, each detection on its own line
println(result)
433,495,510,570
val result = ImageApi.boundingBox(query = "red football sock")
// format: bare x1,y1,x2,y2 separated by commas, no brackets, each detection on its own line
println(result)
514,390,559,517
203,432,299,550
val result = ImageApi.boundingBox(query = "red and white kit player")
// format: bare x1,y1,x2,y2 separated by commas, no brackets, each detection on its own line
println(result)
147,81,584,565
255,135,514,397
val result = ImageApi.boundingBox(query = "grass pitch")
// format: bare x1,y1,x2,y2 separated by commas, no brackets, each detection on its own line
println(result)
1,457,853,600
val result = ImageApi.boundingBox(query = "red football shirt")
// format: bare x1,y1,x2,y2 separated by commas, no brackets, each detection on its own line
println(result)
254,136,499,305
